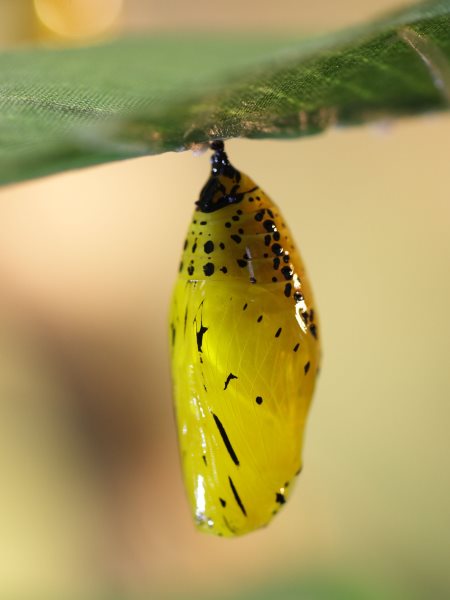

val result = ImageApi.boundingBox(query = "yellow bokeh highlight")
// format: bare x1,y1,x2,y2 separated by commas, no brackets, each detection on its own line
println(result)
33,0,123,39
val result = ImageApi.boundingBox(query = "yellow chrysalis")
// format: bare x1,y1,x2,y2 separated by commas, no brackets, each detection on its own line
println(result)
169,141,320,537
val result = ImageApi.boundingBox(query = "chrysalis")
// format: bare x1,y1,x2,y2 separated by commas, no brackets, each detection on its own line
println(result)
169,141,320,537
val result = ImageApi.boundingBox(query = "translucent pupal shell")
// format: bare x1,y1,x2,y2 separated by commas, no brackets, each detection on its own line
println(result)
169,143,320,537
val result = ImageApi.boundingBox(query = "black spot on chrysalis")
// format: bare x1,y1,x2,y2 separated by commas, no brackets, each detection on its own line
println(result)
203,263,215,276
224,373,238,390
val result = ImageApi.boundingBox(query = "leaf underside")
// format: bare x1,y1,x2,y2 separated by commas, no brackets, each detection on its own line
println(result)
0,0,449,186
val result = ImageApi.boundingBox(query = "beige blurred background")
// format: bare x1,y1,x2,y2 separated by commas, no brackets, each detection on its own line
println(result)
0,2,449,600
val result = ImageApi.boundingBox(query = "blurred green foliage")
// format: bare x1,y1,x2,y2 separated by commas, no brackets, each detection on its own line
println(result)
0,0,449,186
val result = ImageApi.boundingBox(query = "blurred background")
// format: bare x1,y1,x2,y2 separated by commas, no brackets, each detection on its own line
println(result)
0,1,449,599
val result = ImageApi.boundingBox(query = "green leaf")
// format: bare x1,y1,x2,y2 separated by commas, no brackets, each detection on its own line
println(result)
1,0,449,186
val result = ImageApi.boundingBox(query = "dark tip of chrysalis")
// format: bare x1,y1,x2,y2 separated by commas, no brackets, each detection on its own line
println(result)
209,140,236,178
196,140,243,213
210,140,225,152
